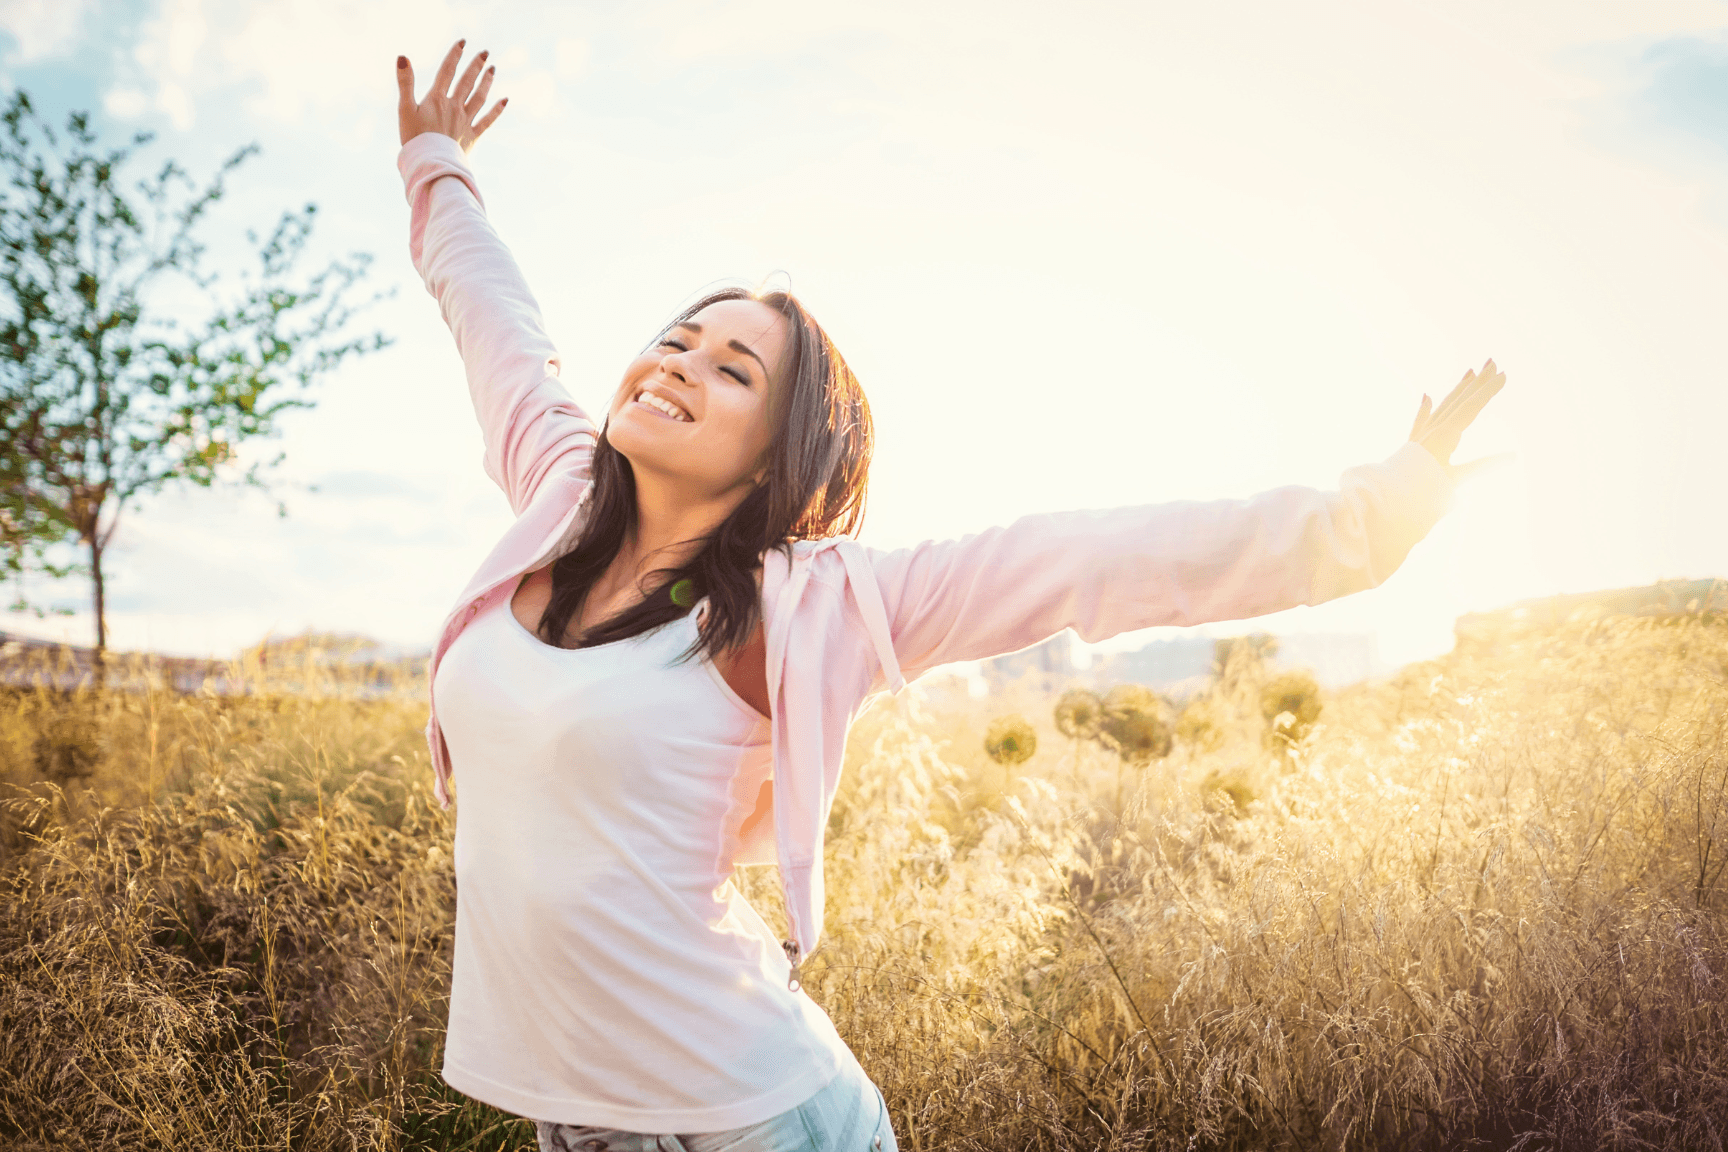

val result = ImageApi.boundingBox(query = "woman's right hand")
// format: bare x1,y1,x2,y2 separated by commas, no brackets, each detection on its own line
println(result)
397,39,507,153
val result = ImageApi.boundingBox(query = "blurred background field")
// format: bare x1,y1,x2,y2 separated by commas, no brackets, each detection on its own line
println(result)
2,592,1727,1151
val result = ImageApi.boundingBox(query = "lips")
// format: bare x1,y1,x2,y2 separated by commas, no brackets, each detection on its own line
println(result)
632,386,693,422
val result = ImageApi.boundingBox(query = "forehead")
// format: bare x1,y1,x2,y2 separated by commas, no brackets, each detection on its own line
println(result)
683,298,789,353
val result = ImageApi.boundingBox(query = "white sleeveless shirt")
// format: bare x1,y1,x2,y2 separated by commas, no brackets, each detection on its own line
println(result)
431,593,852,1131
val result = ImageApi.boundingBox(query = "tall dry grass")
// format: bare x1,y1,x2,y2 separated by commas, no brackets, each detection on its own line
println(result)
2,614,1725,1150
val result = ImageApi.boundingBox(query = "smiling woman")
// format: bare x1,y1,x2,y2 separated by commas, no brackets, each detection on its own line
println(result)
394,36,1498,1152
540,288,871,678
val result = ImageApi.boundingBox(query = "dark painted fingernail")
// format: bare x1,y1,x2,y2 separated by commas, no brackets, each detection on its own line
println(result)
397,55,407,69
478,50,488,59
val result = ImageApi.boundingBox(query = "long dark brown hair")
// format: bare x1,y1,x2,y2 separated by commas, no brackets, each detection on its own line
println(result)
536,286,872,661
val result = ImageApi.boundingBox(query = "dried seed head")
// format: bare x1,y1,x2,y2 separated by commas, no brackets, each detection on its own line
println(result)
1054,688,1104,739
1098,684,1173,764
984,714,1037,766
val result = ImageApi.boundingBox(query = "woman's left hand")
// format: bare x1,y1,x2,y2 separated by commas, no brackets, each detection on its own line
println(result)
397,39,507,152
1409,359,1506,477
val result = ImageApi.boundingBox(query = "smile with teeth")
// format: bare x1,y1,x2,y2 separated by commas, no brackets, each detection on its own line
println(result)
635,390,693,422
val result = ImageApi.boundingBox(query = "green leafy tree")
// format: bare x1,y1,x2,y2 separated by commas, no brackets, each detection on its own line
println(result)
0,90,390,655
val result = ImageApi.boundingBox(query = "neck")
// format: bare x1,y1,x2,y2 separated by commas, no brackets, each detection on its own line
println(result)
616,468,751,582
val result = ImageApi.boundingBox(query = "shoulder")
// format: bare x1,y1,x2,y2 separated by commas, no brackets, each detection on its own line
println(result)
761,538,850,588
759,538,867,633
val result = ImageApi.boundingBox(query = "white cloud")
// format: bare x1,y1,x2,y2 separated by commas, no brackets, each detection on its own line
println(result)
154,79,193,130
102,86,147,118
0,0,93,62
98,0,473,140
101,0,204,127
211,0,465,129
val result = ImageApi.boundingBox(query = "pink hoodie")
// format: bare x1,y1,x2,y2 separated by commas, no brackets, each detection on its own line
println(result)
400,132,1454,971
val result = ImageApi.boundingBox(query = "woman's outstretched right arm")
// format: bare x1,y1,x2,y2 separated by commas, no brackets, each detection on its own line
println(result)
396,41,597,515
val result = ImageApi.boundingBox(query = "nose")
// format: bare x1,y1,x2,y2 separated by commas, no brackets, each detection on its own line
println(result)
657,346,694,383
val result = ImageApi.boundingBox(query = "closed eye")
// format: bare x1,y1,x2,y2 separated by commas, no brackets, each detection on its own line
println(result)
660,337,750,386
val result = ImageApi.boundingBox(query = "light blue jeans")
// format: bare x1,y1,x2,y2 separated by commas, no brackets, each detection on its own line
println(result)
532,1056,898,1152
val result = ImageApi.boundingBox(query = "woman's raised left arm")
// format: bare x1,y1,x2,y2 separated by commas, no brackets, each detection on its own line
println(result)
866,363,1504,683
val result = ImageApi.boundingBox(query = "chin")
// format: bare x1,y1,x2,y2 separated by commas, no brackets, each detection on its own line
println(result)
605,421,668,473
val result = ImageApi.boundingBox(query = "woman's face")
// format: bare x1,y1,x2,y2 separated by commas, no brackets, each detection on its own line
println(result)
606,298,790,500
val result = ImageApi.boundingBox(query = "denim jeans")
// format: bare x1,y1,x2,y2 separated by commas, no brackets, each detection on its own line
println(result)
532,1056,898,1152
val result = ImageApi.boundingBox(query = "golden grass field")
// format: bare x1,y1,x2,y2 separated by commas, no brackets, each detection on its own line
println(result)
2,612,1725,1151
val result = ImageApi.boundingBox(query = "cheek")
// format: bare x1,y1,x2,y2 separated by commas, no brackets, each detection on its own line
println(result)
612,354,659,413
735,395,775,448
704,394,773,464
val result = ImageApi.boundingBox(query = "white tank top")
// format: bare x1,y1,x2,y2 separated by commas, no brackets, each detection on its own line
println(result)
431,593,851,1131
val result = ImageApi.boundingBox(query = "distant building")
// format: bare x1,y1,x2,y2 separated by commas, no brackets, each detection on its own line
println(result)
977,628,1381,696
0,630,250,694
245,631,429,672
978,632,1076,696
1088,635,1216,687
0,627,427,697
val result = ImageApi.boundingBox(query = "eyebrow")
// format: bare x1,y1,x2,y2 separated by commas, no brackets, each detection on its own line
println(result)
673,320,768,380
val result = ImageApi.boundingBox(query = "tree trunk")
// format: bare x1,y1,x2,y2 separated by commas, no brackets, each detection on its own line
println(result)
89,534,106,687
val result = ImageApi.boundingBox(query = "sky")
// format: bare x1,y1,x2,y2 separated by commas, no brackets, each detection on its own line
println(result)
1,0,1726,675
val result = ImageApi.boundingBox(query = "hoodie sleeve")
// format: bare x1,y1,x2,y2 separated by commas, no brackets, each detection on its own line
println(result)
398,132,596,516
865,441,1454,683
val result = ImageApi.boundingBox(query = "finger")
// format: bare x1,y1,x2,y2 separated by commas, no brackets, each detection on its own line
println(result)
1460,359,1504,407
1427,384,1472,432
432,38,466,98
1430,368,1478,421
1440,366,1506,428
465,64,496,118
1434,366,1500,429
1461,359,1503,405
1437,374,1506,436
454,48,489,106
1408,393,1431,441
396,54,416,108
473,97,509,139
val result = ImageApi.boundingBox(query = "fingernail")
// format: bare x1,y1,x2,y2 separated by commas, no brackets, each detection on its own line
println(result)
397,55,407,68
478,50,488,59
456,38,466,48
